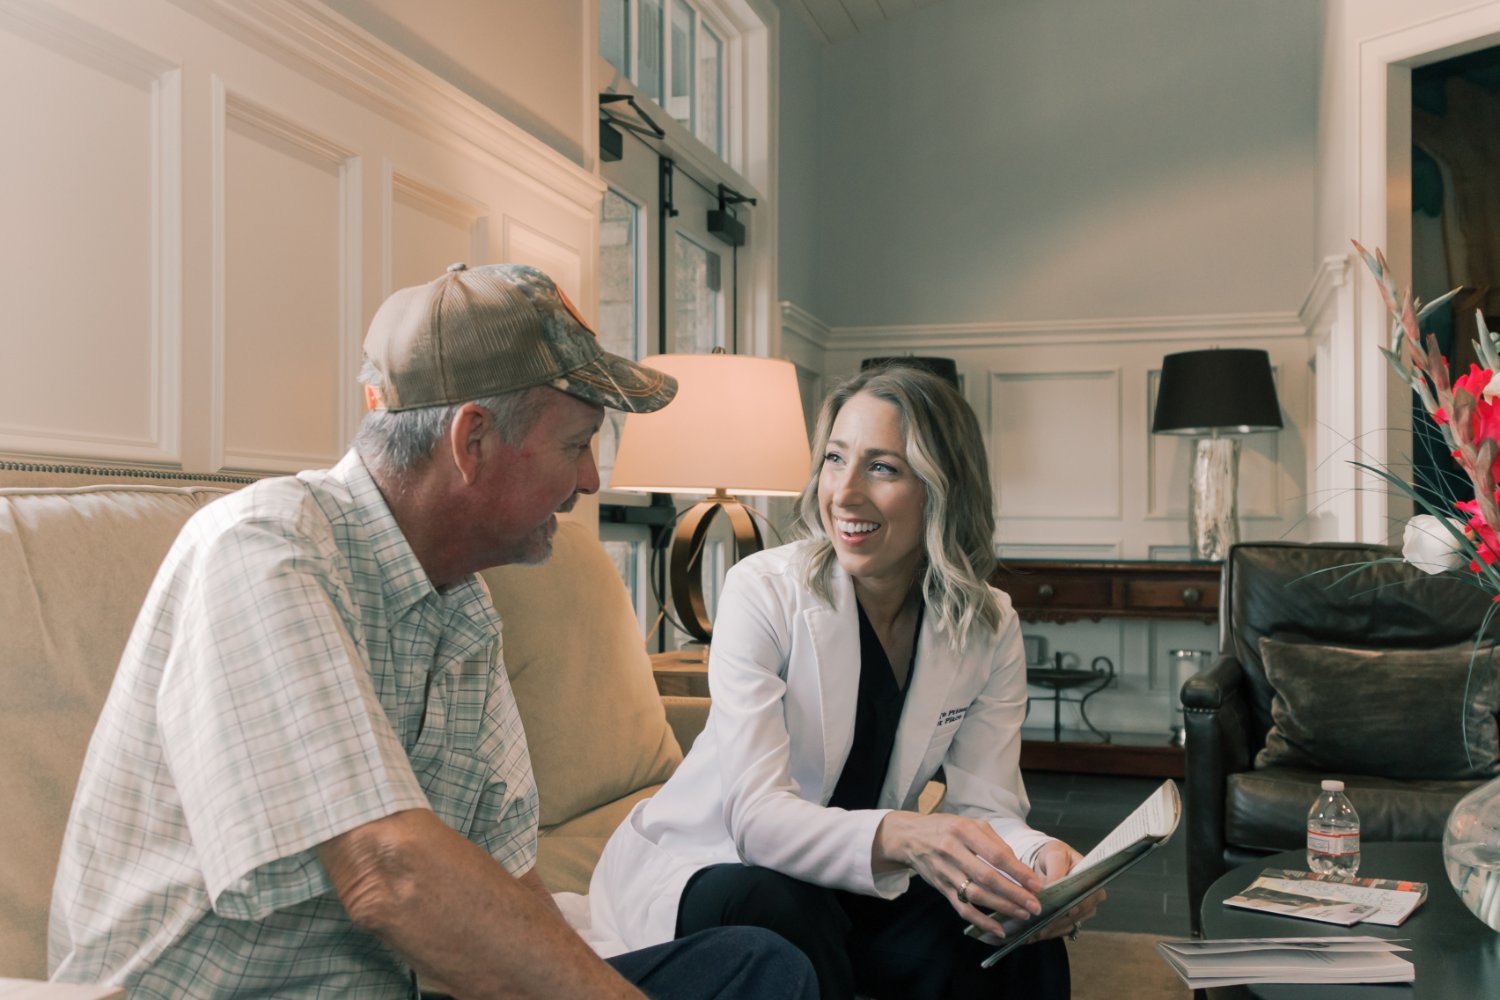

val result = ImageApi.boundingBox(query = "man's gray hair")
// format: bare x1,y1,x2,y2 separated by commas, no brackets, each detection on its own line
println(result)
354,358,549,477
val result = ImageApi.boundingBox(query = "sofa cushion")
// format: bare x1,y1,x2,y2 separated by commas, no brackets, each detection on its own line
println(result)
483,518,681,830
1255,636,1500,780
1225,767,1482,853
538,784,662,895
0,485,231,978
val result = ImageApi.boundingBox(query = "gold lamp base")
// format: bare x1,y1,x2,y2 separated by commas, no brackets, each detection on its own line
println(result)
669,490,765,642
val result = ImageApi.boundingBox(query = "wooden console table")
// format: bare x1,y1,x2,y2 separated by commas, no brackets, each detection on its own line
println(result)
990,559,1220,625
990,558,1222,778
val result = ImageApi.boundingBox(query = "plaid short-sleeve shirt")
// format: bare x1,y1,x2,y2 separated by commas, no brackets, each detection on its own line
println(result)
49,451,538,999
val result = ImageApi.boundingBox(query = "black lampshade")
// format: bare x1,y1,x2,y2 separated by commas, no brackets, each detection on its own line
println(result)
1152,349,1283,435
861,355,960,388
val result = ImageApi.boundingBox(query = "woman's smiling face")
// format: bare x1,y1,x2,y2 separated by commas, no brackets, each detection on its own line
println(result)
818,390,927,591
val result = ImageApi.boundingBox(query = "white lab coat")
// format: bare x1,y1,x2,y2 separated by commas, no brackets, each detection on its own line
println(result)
581,539,1054,957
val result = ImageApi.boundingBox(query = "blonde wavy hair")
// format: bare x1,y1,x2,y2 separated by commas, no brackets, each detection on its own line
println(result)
792,365,1002,642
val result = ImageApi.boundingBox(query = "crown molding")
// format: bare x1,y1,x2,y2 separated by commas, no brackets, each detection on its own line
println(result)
1300,254,1352,327
168,0,604,215
822,310,1308,352
779,300,832,351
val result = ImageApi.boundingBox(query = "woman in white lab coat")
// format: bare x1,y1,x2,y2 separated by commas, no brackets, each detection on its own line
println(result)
586,365,1097,999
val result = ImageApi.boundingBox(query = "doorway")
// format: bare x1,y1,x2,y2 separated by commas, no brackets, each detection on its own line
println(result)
1409,44,1500,511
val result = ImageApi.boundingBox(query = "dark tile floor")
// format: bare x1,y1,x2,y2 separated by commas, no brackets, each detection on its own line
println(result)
1021,770,1191,937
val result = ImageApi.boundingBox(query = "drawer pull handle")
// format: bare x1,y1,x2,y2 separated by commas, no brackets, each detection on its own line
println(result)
1038,584,1055,601
1182,586,1202,605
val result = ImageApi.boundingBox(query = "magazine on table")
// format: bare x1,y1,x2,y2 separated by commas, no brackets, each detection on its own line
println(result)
963,779,1181,966
1155,936,1414,989
1224,868,1428,927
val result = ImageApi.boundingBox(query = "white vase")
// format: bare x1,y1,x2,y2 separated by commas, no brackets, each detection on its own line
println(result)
1443,775,1500,931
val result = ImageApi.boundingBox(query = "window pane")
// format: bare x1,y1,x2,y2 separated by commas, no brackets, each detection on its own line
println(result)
669,0,695,130
699,25,722,155
599,189,642,488
673,233,723,353
602,538,648,632
638,0,663,102
600,0,630,76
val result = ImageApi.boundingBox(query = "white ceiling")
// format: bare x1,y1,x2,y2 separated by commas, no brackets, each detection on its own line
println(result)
786,0,947,45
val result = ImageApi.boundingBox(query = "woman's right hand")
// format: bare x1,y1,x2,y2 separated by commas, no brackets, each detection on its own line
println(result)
872,811,1043,940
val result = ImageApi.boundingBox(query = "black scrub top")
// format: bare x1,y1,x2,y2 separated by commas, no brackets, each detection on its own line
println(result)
827,598,924,811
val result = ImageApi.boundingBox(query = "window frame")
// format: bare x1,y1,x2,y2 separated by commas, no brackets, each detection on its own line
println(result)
593,0,780,646
604,0,734,158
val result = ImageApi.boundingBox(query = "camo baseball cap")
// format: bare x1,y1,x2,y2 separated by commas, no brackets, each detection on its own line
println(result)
362,262,677,413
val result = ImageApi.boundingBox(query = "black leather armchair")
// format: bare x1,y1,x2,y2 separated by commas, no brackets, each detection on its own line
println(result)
1183,541,1495,932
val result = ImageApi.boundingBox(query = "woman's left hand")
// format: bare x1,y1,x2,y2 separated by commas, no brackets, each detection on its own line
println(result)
1028,841,1105,942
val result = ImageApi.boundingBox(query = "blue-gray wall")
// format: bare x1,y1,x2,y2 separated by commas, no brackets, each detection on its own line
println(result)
779,0,1320,327
777,5,825,317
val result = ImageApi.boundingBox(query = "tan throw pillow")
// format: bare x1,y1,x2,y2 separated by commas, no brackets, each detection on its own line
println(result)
1255,636,1500,780
481,519,681,828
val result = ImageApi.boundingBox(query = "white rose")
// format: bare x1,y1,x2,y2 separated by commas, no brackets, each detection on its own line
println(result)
1402,514,1467,574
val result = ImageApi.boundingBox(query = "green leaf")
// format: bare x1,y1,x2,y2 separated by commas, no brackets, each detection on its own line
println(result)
1415,285,1461,321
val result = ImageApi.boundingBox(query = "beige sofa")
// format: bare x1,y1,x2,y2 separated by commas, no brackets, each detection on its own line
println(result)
0,473,706,980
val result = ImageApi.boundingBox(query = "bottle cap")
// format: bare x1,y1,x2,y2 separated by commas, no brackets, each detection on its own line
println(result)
1321,779,1345,791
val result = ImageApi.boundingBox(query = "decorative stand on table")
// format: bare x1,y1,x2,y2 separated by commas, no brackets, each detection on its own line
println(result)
1025,655,1115,743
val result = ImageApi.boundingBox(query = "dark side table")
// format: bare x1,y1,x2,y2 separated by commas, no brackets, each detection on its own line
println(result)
1200,843,1500,998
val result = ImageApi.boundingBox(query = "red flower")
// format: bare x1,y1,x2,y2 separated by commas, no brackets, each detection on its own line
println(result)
1435,407,1451,425
1455,363,1495,399
1456,499,1500,571
1475,398,1500,448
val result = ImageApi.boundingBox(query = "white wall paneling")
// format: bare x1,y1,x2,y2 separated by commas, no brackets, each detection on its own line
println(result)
1300,254,1356,541
992,368,1124,521
779,301,830,434
0,0,181,464
824,311,1312,560
997,543,1120,561
3,0,604,474
172,0,604,218
215,84,358,473
502,217,583,303
387,168,489,293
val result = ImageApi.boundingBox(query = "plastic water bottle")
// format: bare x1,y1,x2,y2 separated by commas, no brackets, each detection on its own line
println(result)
1307,779,1360,876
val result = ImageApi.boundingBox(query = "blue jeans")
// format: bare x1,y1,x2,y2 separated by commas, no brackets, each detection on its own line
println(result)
606,925,819,1000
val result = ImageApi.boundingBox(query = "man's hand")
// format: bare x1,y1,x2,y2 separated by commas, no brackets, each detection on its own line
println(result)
318,809,644,1000
873,811,1043,941
1028,840,1105,942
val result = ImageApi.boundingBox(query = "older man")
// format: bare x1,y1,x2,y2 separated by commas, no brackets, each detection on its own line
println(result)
49,264,816,1000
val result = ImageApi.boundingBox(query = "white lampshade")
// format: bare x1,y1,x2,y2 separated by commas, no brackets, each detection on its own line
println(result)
609,353,812,496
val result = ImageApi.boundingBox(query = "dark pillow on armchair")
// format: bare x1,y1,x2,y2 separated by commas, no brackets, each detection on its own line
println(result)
1255,636,1500,780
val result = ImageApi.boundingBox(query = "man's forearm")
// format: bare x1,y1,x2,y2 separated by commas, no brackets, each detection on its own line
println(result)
319,809,642,1000
517,866,565,919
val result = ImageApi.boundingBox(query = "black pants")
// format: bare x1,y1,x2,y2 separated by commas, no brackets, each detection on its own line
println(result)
676,864,1070,1000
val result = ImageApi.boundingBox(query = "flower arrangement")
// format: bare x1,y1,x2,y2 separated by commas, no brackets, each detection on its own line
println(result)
1352,241,1500,599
